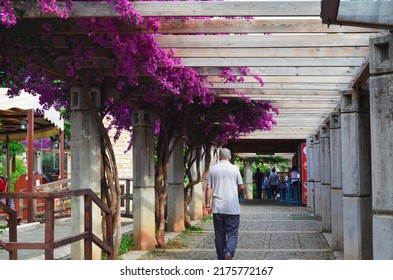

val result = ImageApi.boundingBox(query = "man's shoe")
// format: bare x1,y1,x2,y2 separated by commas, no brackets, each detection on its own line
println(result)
224,252,232,260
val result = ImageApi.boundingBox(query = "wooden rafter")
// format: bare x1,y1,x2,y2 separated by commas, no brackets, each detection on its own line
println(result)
18,1,321,18
2,0,380,147
18,18,379,35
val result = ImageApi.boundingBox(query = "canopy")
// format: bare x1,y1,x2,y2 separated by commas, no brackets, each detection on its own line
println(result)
0,89,64,141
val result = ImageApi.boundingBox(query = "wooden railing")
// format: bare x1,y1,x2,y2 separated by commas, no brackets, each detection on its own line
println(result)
119,178,133,218
0,189,113,260
16,179,72,221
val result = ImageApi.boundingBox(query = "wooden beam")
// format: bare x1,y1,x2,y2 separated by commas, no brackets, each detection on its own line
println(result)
215,88,340,96
27,18,380,35
69,66,359,79
71,56,365,68
270,108,334,114
243,132,318,139
267,103,339,110
210,82,349,91
172,47,369,58
55,46,369,59
180,57,365,67
238,96,340,102
18,1,321,18
208,75,353,84
155,34,373,48
195,66,359,76
218,89,338,96
153,18,380,34
49,33,373,49
350,56,370,89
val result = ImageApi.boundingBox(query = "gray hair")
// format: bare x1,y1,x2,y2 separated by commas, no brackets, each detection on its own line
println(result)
219,148,231,160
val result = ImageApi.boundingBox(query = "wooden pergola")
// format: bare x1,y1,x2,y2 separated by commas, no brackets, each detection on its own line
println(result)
5,1,381,154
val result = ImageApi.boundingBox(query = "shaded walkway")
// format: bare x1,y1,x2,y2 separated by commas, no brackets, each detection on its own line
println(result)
1,201,337,260
126,201,336,260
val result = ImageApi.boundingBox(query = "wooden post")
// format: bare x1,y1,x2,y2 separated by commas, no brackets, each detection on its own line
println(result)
44,196,55,260
5,134,10,189
59,130,65,180
84,194,93,260
27,110,34,223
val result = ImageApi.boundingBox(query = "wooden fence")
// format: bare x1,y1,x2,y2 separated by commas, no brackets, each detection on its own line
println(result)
119,178,133,218
0,189,113,260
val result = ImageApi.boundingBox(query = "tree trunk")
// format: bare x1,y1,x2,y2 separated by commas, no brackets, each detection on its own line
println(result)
183,145,202,228
184,188,192,228
155,129,171,248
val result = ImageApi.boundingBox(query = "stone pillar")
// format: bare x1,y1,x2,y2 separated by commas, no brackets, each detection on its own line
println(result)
245,161,253,199
167,135,185,232
70,87,102,260
205,149,218,207
329,112,344,252
369,32,393,259
320,123,332,232
189,151,204,220
34,151,43,174
313,132,322,220
307,137,315,212
132,110,156,250
341,88,372,260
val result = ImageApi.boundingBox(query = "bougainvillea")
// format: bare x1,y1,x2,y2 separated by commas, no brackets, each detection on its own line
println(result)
21,138,53,150
0,0,278,251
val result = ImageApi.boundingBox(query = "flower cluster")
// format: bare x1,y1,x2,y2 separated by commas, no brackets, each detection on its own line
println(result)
0,0,16,28
0,0,277,151
38,0,73,19
21,138,53,150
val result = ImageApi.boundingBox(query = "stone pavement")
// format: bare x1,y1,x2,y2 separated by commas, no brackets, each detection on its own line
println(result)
1,200,339,260
123,200,338,260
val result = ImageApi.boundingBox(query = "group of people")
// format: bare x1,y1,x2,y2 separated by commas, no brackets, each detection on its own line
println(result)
254,166,300,200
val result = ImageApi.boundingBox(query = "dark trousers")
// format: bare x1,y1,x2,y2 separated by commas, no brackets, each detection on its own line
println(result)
256,185,262,199
213,213,240,260
271,185,278,199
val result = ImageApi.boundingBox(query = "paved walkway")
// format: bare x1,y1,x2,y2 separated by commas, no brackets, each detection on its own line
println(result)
123,200,338,260
1,200,339,260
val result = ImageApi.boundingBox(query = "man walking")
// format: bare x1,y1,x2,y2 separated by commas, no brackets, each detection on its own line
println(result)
205,148,245,260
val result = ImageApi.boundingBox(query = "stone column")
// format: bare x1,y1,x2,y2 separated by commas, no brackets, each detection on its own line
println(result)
329,112,343,252
313,132,322,220
307,137,315,212
132,110,156,250
320,122,332,232
205,148,218,207
189,151,204,220
245,161,253,199
70,87,102,260
369,32,393,259
167,135,185,232
341,88,372,260
34,151,43,174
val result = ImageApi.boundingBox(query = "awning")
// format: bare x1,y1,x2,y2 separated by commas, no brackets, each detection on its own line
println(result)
0,88,64,141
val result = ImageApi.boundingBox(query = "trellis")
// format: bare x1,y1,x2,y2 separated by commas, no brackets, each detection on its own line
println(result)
2,0,380,152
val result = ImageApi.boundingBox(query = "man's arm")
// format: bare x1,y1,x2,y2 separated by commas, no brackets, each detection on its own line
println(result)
205,183,212,208
238,184,245,193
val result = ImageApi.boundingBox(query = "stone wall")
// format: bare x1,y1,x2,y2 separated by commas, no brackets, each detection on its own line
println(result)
105,119,133,180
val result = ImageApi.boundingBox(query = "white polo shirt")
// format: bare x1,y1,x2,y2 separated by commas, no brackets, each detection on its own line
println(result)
206,160,243,215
